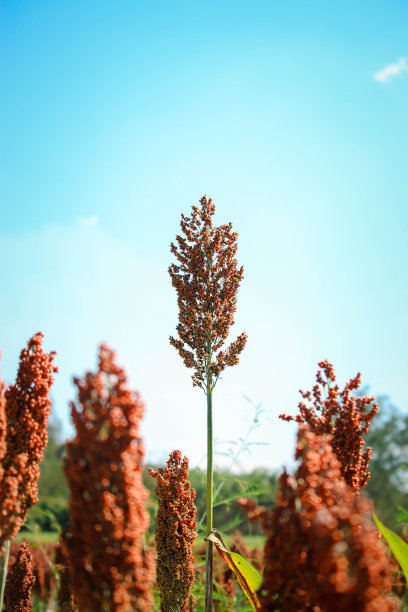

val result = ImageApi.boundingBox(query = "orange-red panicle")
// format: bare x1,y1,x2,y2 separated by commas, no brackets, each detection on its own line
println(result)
0,333,57,554
280,360,378,490
245,427,397,611
150,450,197,612
169,196,247,389
63,344,154,612
4,542,36,612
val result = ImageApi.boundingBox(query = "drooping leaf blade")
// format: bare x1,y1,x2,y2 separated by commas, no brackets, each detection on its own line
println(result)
373,513,408,582
205,530,262,610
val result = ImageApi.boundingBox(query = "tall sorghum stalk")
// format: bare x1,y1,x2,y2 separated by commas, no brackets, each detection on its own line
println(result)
169,196,247,610
63,344,154,612
150,450,197,612
0,333,57,609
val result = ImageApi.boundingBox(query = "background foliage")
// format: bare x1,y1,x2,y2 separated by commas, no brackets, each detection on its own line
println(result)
22,394,408,540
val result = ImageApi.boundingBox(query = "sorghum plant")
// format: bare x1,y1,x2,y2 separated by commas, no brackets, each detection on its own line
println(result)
0,374,5,433
280,360,378,490
63,344,154,612
169,195,247,610
4,542,36,612
56,540,78,612
0,379,7,502
0,332,57,553
245,427,397,611
150,450,197,611
0,333,56,610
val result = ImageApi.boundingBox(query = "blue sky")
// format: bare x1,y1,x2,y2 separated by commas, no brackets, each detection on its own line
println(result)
1,0,407,471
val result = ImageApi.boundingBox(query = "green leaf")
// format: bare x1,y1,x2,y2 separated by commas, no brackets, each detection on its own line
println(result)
373,513,408,582
214,515,245,533
396,506,408,524
205,530,262,610
213,488,272,508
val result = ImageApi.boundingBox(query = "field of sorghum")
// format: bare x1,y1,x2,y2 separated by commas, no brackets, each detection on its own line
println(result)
0,197,407,611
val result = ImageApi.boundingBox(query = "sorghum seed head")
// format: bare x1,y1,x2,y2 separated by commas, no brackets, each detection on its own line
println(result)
169,196,247,390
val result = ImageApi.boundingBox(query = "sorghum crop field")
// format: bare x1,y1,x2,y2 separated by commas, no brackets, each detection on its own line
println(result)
0,197,407,612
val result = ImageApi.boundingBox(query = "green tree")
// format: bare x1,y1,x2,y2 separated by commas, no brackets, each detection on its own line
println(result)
37,411,68,500
365,395,408,526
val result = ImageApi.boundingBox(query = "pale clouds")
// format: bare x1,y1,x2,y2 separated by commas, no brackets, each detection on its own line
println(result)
77,215,99,227
374,58,408,83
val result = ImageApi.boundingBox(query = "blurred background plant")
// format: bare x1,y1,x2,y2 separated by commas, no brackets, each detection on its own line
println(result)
6,386,407,610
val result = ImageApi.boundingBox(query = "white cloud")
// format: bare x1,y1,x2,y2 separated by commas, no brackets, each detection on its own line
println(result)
77,215,99,227
374,58,408,83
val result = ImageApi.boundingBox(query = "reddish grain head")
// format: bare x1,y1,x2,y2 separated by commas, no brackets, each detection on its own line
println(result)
150,450,197,611
169,196,247,390
0,332,57,553
4,542,36,612
250,427,397,611
280,360,378,490
55,539,78,612
63,344,154,612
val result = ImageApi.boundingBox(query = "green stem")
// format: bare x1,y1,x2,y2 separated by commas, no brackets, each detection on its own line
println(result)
205,386,213,612
197,404,261,532
0,539,10,610
204,248,214,611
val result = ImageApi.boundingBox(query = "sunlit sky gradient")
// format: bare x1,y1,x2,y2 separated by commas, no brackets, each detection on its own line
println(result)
1,1,407,472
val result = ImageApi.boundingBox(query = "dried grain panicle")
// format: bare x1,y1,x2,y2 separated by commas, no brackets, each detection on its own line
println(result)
280,360,377,490
64,344,154,612
150,450,197,611
169,196,247,390
0,333,57,553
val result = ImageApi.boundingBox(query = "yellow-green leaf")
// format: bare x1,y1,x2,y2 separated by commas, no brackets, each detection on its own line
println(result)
205,530,262,610
373,513,408,582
